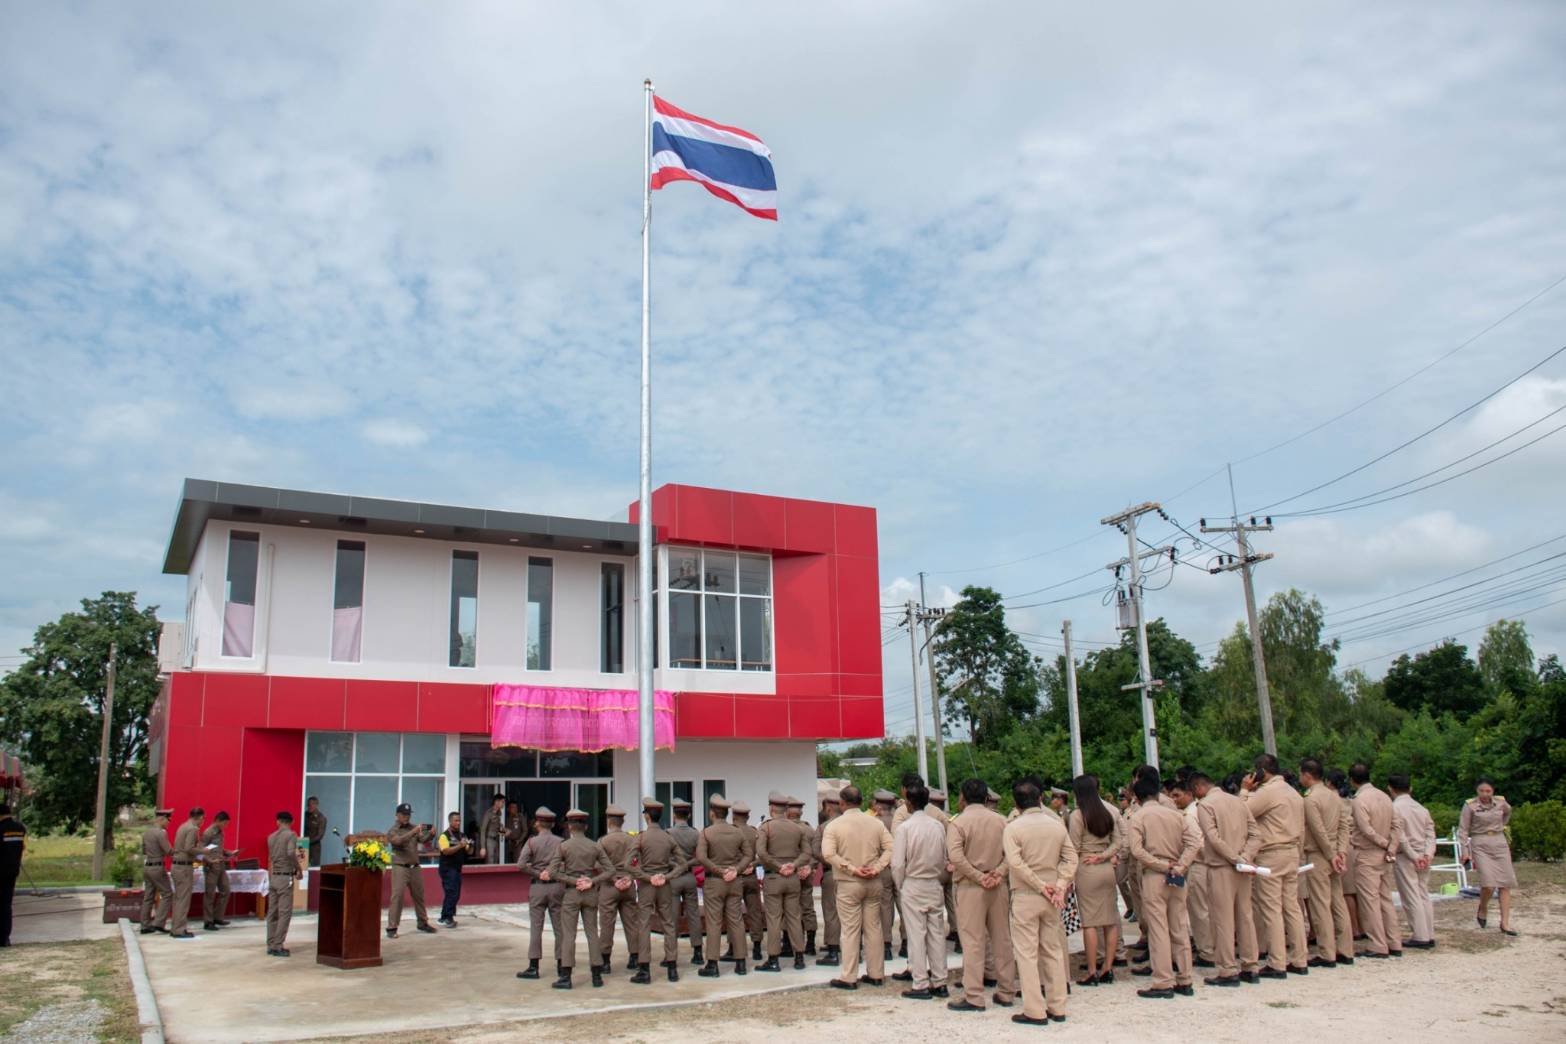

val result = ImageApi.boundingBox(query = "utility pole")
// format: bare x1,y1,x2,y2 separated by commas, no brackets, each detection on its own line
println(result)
91,642,117,881
1062,620,1083,778
1202,464,1278,755
917,572,948,794
1101,502,1171,768
904,600,929,782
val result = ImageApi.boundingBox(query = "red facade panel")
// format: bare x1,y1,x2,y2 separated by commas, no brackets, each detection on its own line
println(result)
733,694,788,739
416,681,490,733
200,673,268,728
783,498,835,554
268,676,348,731
673,486,735,546
675,692,736,738
772,554,835,676
833,504,878,559
833,555,882,677
344,678,418,732
236,729,306,865
788,696,841,738
839,696,883,738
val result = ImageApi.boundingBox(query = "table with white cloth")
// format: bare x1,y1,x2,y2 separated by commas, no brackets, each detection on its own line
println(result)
193,868,299,919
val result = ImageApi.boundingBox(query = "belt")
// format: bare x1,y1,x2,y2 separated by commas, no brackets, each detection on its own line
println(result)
171,860,192,866
1473,830,1504,836
271,871,297,878
395,863,419,868
144,862,165,867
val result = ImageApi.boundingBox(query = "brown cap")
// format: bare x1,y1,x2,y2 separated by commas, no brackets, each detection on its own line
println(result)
641,796,664,810
533,806,557,820
605,804,627,818
565,808,589,821
986,789,1001,802
929,789,946,804
873,789,897,804
785,795,805,808
767,790,789,806
154,808,173,818
731,801,751,816
671,798,692,811
822,791,842,804
708,793,730,810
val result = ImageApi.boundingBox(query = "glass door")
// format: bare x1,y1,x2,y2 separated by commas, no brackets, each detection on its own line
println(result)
574,782,610,839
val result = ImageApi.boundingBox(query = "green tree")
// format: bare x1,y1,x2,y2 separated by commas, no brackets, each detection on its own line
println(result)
1478,619,1536,698
1383,640,1485,719
931,586,1041,748
0,592,161,837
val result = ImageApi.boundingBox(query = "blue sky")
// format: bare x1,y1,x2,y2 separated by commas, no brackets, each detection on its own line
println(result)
2,3,1565,736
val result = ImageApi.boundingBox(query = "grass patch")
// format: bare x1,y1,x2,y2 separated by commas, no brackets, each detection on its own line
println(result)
0,937,140,1042
20,830,138,887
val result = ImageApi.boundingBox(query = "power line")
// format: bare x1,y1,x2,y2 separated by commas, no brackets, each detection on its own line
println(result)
1325,551,1566,632
1339,594,1566,671
1325,532,1566,617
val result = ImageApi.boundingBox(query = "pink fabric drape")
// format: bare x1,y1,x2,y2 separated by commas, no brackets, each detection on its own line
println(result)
491,684,676,753
222,601,254,658
331,606,363,662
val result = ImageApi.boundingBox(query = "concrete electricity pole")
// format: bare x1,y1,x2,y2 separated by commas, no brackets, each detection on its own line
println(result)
918,572,948,794
1101,502,1170,768
904,600,929,781
1202,465,1278,755
91,642,117,881
1062,620,1083,778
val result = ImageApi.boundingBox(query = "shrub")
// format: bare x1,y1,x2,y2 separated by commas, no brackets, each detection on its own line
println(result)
107,840,139,886
1509,800,1566,861
1426,803,1460,838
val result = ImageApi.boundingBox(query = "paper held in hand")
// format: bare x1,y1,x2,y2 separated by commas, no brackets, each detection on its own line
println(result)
1235,862,1273,876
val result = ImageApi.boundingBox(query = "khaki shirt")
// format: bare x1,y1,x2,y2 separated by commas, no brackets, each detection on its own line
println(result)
1246,776,1305,852
267,827,299,875
1129,801,1199,873
517,831,562,880
696,821,751,874
599,828,637,877
303,809,327,844
757,818,813,874
668,821,701,871
547,833,615,885
892,809,949,890
199,824,229,867
1003,807,1078,895
1197,789,1261,866
1458,797,1510,846
947,805,1009,886
1350,784,1400,855
813,816,835,873
635,824,688,880
735,822,760,873
1303,782,1343,857
1067,807,1123,859
891,803,910,832
141,824,172,864
386,822,431,865
172,821,200,864
480,807,507,842
1393,794,1437,861
821,808,893,876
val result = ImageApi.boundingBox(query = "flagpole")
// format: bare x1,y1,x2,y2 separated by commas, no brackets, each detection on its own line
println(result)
637,77,656,826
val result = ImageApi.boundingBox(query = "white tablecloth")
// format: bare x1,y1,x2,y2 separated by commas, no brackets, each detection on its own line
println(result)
191,869,276,894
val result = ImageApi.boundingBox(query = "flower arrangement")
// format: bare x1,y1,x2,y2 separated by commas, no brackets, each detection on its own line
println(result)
346,838,393,872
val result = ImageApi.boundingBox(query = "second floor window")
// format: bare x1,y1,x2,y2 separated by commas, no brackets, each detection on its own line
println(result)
331,540,365,663
221,531,260,657
601,562,625,673
666,549,772,671
450,551,478,668
527,557,553,670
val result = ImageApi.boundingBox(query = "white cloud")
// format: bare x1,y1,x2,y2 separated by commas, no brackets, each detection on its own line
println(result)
360,418,430,448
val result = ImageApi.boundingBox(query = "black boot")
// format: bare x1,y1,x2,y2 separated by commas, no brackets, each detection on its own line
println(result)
757,956,782,972
627,952,640,971
551,966,572,990
590,965,604,988
898,941,907,958
599,954,613,976
781,937,794,958
691,946,705,967
735,959,748,975
794,953,807,970
817,945,841,967
631,962,651,984
699,959,721,978
805,931,817,956
884,942,894,961
668,962,680,982
752,939,763,961
517,958,540,980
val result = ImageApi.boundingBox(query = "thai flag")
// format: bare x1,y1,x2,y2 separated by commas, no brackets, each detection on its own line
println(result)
650,96,777,221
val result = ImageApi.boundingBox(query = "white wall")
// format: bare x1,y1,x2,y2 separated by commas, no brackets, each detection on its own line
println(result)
611,741,817,825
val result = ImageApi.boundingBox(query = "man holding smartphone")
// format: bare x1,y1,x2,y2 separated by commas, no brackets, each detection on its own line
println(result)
386,803,438,938
1128,774,1199,999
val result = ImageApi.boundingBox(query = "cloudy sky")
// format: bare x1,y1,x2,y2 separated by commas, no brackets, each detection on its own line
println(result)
3,2,1564,735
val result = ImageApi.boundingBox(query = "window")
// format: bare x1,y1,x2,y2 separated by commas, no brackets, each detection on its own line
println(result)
331,540,365,663
653,780,695,827
601,563,625,673
662,549,773,672
449,551,478,668
702,778,729,809
221,531,260,657
304,731,449,866
527,557,553,670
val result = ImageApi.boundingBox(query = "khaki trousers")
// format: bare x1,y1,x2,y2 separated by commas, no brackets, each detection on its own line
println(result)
600,883,641,961
388,864,429,930
1204,861,1258,978
834,875,884,981
670,871,702,944
170,865,194,934
1301,851,1337,961
203,864,231,926
955,881,1016,1006
558,885,601,969
265,873,294,950
1187,861,1212,961
820,871,840,947
800,877,817,934
636,880,679,964
1139,868,1191,990
140,867,172,929
1011,888,1068,1018
527,881,564,961
1394,857,1434,943
879,868,897,947
742,875,765,944
763,873,804,957
1125,861,1146,945
899,877,947,990
1329,869,1354,958
1352,850,1399,956
1254,847,1307,970
702,876,746,960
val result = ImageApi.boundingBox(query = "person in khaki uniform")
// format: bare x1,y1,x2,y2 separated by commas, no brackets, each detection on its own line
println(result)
1299,759,1347,967
926,789,958,952
515,806,563,980
303,797,326,868
1244,755,1309,975
1459,778,1518,934
873,789,902,960
1004,781,1078,1025
891,783,949,999
1389,775,1437,948
667,798,705,965
785,797,818,955
1170,782,1213,969
139,809,174,934
1128,774,1200,999
1067,775,1123,987
814,794,843,965
479,793,507,864
168,807,204,939
200,811,236,931
947,778,1017,1011
757,792,812,971
265,811,301,956
505,802,525,863
1191,772,1261,986
697,794,751,977
727,801,765,962
385,803,437,937
1348,763,1402,958
597,804,642,973
548,808,613,989
821,784,893,989
633,797,686,982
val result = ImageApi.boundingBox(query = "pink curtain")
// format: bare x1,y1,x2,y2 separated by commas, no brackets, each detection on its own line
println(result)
331,606,363,662
222,601,254,658
491,684,676,753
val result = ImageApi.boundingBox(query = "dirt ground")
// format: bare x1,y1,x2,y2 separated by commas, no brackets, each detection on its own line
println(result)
336,862,1566,1044
0,937,141,1043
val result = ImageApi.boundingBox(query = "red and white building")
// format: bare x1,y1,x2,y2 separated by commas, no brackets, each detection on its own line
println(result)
150,480,882,900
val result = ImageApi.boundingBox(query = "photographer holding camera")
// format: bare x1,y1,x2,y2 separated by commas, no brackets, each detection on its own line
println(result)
437,811,475,928
386,803,439,938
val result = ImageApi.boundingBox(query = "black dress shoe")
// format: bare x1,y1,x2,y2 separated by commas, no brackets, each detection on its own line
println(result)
1011,1013,1050,1026
1259,967,1287,979
1287,965,1309,976
1173,984,1194,996
1500,928,1518,937
1205,975,1240,987
1337,955,1355,965
734,960,748,975
1049,1015,1066,1024
1096,971,1115,985
859,975,884,986
891,969,913,981
1074,976,1099,988
830,978,858,990
1387,950,1403,958
991,993,1014,1008
1137,988,1174,999
1308,957,1336,968
898,941,907,958
1239,971,1259,984
794,954,806,969
901,988,933,1000
1356,951,1389,959
983,977,999,987
699,960,720,978
1132,966,1153,977
1193,957,1215,968
757,957,781,972
216,919,232,926
1402,939,1435,949
277,948,290,957
1353,933,1369,941
816,952,840,967
417,923,437,933
931,986,950,998
170,932,195,939
140,927,160,935
946,999,983,1011
385,929,397,939
691,949,705,966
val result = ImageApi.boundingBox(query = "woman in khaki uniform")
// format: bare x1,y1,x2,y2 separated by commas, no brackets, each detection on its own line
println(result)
1459,778,1518,935
1068,775,1123,986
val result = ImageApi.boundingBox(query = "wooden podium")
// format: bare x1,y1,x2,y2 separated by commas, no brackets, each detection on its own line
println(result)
316,865,383,969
